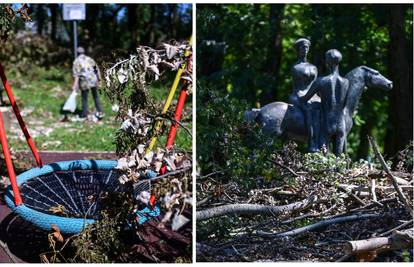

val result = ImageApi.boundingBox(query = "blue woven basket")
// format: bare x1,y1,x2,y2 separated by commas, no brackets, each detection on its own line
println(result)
5,160,123,234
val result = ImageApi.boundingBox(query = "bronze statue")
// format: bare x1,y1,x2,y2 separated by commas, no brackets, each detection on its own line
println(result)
245,43,393,156
289,38,319,152
300,49,349,155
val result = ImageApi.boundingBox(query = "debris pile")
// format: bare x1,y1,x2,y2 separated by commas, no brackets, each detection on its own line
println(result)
197,141,413,262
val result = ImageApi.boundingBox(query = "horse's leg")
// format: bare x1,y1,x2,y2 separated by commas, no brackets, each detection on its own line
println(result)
333,132,346,157
343,138,347,154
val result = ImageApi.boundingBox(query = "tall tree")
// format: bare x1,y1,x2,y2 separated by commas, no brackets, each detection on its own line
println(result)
385,4,413,157
127,4,140,49
261,4,285,104
146,5,157,46
168,4,178,39
34,4,46,35
85,4,100,44
48,4,58,41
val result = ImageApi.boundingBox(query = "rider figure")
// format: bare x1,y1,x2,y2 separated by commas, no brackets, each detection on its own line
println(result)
300,49,349,155
288,38,319,152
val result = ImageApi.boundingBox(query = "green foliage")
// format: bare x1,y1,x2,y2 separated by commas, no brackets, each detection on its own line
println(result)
0,4,29,41
0,4,14,41
0,31,72,70
196,82,283,191
401,250,411,262
303,152,349,174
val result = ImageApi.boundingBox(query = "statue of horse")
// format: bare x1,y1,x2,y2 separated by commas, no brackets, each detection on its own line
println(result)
245,66,393,154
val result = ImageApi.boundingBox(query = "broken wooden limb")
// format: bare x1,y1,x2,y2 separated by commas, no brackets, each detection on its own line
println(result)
257,213,382,238
339,186,366,205
379,219,413,237
271,159,299,177
338,184,413,194
345,229,413,255
196,195,317,221
370,178,377,203
368,136,413,216
368,170,412,185
281,204,337,225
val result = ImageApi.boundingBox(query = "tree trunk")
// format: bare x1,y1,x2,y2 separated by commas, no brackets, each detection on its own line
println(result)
127,5,140,50
48,4,58,41
167,4,177,39
147,5,157,46
85,4,99,44
35,4,46,35
261,4,285,104
385,5,413,157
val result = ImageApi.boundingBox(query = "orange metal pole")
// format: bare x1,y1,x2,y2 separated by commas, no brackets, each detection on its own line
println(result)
0,109,22,206
0,62,42,167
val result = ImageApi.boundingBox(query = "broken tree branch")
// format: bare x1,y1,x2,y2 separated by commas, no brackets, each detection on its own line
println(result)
271,159,299,177
257,213,382,238
196,195,317,221
345,229,413,254
370,178,378,203
368,136,413,216
379,219,413,237
281,204,337,225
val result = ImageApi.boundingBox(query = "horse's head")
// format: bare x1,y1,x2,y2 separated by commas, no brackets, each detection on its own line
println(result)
361,66,393,91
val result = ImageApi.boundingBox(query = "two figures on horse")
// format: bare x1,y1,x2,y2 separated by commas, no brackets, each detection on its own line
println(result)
246,38,393,156
290,38,349,156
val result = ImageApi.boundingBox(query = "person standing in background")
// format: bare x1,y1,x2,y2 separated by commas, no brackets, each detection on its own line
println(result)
72,46,104,120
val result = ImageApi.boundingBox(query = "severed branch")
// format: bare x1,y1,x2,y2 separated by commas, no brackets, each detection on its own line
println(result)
257,213,382,238
281,204,337,225
271,159,299,177
379,219,413,237
338,184,412,197
345,229,413,255
368,136,413,216
370,178,378,203
196,195,317,221
339,186,366,206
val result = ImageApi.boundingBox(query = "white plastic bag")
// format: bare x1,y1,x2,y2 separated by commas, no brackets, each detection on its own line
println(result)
62,91,77,113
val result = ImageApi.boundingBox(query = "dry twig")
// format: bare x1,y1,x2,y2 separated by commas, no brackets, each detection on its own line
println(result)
368,136,413,216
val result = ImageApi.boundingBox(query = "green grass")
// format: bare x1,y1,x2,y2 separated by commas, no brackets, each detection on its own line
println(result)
4,65,192,152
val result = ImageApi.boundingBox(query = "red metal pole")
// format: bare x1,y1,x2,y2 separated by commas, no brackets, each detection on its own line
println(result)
0,62,42,167
159,54,192,175
159,84,189,175
166,87,188,150
0,109,22,206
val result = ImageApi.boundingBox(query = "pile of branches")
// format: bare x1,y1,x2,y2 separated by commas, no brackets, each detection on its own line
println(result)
197,139,413,262
38,41,193,263
106,41,193,231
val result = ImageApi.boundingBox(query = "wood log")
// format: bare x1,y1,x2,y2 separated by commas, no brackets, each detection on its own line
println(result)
257,213,381,238
196,195,317,221
345,229,413,254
